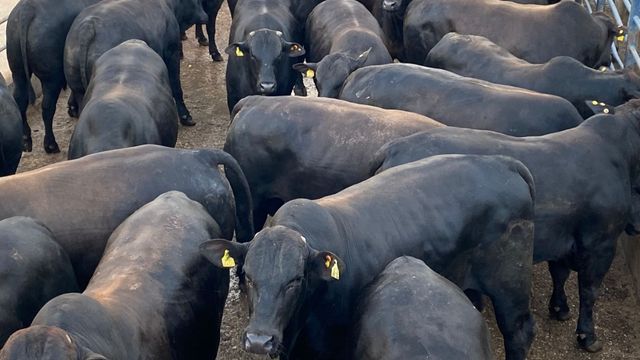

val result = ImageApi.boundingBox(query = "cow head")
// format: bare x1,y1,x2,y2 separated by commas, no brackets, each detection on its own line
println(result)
225,29,305,95
382,0,410,12
0,326,107,360
175,0,209,31
293,49,371,98
200,225,343,357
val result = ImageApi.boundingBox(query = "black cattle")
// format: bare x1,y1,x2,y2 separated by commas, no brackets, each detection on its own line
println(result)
339,63,583,136
403,0,617,67
354,256,493,360
68,40,178,159
225,95,442,229
225,0,305,111
0,217,79,347
292,0,392,97
7,0,100,153
0,145,253,287
202,155,535,359
369,100,640,352
0,75,22,176
64,0,207,126
0,192,229,360
181,0,235,61
426,33,640,118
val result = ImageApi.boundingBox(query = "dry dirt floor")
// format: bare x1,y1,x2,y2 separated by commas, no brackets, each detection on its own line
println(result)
14,2,640,359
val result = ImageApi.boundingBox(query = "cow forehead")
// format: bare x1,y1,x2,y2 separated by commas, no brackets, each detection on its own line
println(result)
247,32,284,56
245,228,309,280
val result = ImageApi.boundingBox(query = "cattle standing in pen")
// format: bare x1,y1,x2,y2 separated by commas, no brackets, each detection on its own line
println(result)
403,0,617,67
201,154,535,360
68,40,179,159
292,0,392,97
64,0,208,126
0,217,79,347
368,99,640,353
426,33,640,118
0,192,229,360
181,0,235,61
0,75,22,176
0,145,253,287
6,0,101,153
225,95,443,229
339,63,583,136
225,0,306,111
354,256,493,360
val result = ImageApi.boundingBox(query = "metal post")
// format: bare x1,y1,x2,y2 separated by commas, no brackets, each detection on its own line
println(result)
626,0,640,67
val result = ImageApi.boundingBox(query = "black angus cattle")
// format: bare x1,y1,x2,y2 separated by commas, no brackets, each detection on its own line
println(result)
181,0,235,61
201,155,536,360
0,75,22,176
426,33,640,118
225,0,305,111
64,0,207,126
0,145,253,287
403,0,617,67
7,0,100,153
0,217,79,347
354,256,493,360
68,40,178,159
225,95,443,229
368,100,640,352
0,192,229,360
339,63,583,136
292,0,392,98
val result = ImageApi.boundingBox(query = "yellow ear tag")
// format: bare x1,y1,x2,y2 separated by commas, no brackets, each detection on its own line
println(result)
604,108,610,114
291,44,300,52
324,255,332,269
235,47,244,57
617,35,625,42
221,249,236,268
306,69,315,78
330,260,340,280
592,100,599,105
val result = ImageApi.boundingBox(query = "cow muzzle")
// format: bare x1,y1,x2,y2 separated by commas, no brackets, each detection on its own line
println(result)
259,82,277,95
244,332,277,355
383,0,400,11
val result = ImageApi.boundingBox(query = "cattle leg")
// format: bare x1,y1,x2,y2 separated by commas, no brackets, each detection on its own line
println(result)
293,73,307,96
205,0,224,62
548,260,571,321
12,76,31,152
67,91,80,118
41,82,63,153
195,24,209,46
575,242,615,353
165,46,195,126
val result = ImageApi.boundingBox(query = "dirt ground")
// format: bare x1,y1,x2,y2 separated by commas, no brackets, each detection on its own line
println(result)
15,3,640,359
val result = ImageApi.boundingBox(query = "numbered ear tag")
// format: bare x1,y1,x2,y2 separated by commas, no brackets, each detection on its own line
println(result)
330,260,340,280
325,255,332,269
291,44,301,52
221,249,236,268
235,47,244,57
306,69,315,78
617,35,625,42
603,108,610,114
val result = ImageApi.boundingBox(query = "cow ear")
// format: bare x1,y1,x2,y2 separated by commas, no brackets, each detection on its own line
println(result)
615,26,627,42
81,347,108,360
200,239,248,268
353,48,371,67
310,250,344,282
285,42,306,57
292,63,318,78
225,42,248,57
585,100,615,115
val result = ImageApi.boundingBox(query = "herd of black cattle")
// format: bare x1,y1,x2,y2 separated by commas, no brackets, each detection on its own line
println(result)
0,0,638,358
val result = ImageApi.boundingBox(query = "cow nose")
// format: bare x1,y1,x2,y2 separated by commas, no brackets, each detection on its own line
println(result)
383,0,398,10
244,333,275,354
259,82,276,94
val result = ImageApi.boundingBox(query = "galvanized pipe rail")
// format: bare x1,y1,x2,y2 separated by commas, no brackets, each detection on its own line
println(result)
0,15,8,53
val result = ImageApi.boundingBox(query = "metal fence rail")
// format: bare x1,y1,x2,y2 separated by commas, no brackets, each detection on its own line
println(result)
0,15,8,53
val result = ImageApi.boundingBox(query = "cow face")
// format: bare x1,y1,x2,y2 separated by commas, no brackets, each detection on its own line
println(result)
293,49,370,98
200,226,343,357
175,0,209,30
0,326,107,360
226,30,305,95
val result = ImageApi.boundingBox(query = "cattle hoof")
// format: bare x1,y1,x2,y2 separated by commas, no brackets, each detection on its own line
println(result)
549,306,570,321
44,141,61,154
67,105,78,118
198,38,209,47
180,115,196,127
211,52,224,62
181,33,187,41
577,335,602,353
22,137,33,152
